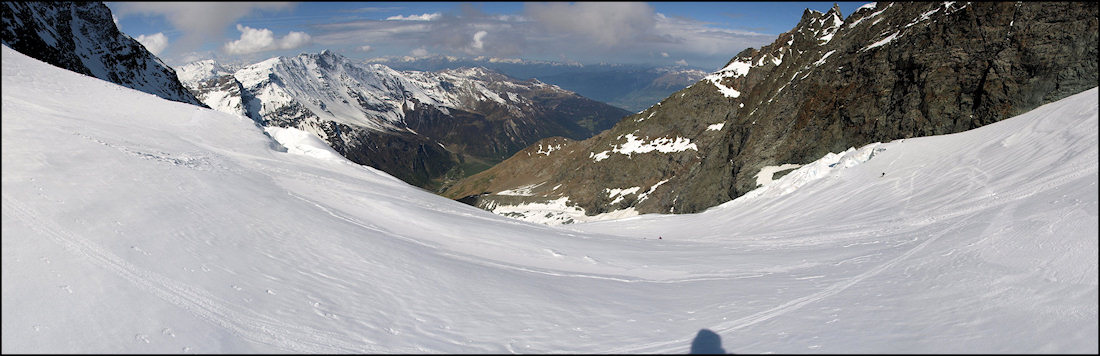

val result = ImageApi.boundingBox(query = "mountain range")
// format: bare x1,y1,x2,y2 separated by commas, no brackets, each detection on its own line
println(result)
443,1,1098,224
176,52,631,190
369,55,708,112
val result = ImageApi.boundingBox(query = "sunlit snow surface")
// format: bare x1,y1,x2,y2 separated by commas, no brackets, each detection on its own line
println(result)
3,45,1098,353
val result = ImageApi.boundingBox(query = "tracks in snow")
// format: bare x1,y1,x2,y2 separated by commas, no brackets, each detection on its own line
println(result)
1,193,377,353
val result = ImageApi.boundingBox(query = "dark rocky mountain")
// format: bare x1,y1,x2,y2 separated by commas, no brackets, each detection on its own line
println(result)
444,2,1098,223
1,2,204,107
177,52,630,190
370,56,707,112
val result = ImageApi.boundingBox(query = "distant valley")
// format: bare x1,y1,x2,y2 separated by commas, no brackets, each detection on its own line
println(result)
176,52,631,190
369,55,708,113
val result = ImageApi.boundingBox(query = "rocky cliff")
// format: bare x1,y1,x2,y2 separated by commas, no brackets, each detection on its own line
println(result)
2,2,204,106
444,2,1098,223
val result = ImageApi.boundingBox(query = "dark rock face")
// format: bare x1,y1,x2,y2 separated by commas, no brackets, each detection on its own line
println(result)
2,2,205,107
445,2,1097,217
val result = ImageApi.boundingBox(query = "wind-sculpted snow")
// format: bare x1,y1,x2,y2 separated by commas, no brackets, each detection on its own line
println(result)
2,45,1097,353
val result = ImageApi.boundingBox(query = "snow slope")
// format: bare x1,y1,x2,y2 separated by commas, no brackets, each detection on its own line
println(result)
3,44,1097,353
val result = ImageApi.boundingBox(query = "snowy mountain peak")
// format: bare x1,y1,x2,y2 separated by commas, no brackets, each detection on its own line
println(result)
178,50,630,189
176,59,233,85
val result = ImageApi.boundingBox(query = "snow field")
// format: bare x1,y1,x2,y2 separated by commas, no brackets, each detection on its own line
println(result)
3,45,1097,353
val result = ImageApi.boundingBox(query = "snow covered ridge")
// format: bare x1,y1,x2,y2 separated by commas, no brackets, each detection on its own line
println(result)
183,51,556,133
2,45,1097,353
175,59,234,85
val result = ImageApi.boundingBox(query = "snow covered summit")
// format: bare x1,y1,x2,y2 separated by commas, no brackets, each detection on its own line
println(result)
176,51,630,189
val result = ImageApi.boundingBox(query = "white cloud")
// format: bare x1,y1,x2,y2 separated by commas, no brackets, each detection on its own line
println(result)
113,2,294,51
386,13,441,21
410,47,429,57
135,33,169,56
525,2,656,46
310,4,777,70
358,45,373,53
223,25,311,55
675,59,688,66
470,30,488,51
652,13,773,57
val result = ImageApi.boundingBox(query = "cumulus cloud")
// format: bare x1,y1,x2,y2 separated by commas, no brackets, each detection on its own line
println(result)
524,2,656,46
223,25,312,55
135,33,169,56
386,13,441,21
675,59,688,66
410,47,429,57
661,52,669,57
112,2,293,52
358,45,373,53
470,30,488,51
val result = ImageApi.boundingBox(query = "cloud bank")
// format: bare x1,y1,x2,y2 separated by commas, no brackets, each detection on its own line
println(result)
223,25,312,55
309,2,777,70
386,13,442,21
524,2,656,46
112,2,294,53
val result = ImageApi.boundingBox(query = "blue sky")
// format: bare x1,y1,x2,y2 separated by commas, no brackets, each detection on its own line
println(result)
105,2,869,70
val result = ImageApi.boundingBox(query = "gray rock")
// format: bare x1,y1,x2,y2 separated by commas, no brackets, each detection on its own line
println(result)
446,2,1098,217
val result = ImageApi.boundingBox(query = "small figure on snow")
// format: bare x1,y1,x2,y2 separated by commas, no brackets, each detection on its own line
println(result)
881,172,885,177
658,236,662,240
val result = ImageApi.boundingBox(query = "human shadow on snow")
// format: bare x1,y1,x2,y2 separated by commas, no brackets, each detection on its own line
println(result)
689,328,728,354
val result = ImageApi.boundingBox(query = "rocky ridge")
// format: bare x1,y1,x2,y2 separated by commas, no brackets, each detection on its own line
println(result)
2,2,204,107
444,2,1098,224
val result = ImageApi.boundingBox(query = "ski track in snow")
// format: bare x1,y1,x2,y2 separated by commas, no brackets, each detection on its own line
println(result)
613,213,975,353
2,194,378,353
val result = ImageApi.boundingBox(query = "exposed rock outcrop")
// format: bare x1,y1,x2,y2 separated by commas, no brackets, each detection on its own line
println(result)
2,2,204,106
445,2,1098,223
